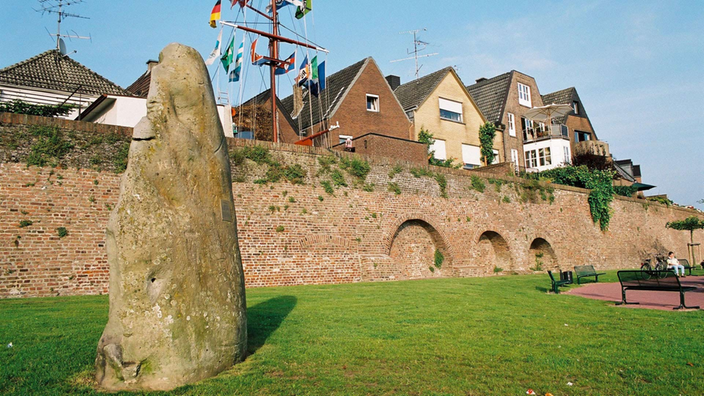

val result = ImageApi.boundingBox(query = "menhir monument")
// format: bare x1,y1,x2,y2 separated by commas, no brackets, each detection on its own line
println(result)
95,43,247,391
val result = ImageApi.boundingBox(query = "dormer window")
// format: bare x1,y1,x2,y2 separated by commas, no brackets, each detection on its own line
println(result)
572,101,579,114
439,98,463,122
517,82,531,107
366,94,379,112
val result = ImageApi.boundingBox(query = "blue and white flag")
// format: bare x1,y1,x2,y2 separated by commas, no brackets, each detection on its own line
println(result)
205,28,223,66
229,42,245,82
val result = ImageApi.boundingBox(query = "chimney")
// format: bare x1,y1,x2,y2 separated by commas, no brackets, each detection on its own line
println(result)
292,84,304,117
146,59,159,73
475,77,487,83
386,75,401,91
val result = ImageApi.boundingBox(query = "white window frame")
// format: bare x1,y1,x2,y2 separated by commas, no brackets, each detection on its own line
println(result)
572,101,579,114
524,149,538,169
563,146,571,164
366,94,379,112
517,82,532,107
538,147,551,166
507,113,516,137
492,149,500,165
438,97,463,123
510,149,519,167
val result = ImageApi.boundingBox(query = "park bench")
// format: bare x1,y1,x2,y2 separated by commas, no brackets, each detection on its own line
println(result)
678,259,695,276
547,271,569,294
574,265,606,285
616,270,699,310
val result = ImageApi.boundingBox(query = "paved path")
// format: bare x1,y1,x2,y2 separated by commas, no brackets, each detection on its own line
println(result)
566,276,704,311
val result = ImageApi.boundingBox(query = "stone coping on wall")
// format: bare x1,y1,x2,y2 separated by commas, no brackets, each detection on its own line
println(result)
1,113,699,217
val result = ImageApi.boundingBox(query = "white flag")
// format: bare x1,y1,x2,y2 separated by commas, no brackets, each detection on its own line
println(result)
205,28,223,66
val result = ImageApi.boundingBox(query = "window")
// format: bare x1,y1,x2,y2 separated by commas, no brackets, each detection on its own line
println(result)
517,82,532,107
366,94,379,112
572,101,579,114
507,113,516,137
510,149,519,167
538,148,552,166
339,135,353,145
563,146,571,164
524,150,537,168
429,139,446,160
521,117,534,140
439,98,463,122
462,144,481,168
575,130,590,142
492,149,500,164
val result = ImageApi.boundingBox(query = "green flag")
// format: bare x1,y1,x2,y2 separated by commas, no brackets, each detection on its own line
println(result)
221,36,235,71
295,0,311,19
310,56,318,81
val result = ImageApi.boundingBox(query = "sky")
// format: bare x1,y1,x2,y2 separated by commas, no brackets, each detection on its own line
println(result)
1,0,703,210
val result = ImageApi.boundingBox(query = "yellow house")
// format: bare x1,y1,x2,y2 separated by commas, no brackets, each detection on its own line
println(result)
393,67,503,168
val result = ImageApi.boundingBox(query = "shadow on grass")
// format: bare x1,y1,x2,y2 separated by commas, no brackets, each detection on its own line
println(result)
246,295,297,356
535,286,549,293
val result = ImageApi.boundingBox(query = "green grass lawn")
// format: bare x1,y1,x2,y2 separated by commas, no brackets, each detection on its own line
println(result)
1,272,703,395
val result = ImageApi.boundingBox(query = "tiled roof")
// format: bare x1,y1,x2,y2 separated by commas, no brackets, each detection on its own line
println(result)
125,71,151,98
541,87,574,106
465,72,512,124
281,57,369,131
0,49,130,96
238,88,297,132
393,67,453,111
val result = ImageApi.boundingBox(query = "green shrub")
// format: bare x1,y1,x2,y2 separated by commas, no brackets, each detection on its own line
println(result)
470,175,485,193
275,225,285,232
241,145,272,164
331,169,347,187
25,126,75,167
362,183,375,192
284,164,306,185
614,185,638,197
339,156,371,182
434,173,448,198
502,196,510,203
57,227,68,238
321,180,334,195
387,182,401,195
0,99,75,117
388,164,403,179
493,266,503,273
113,142,130,173
19,220,33,228
434,249,444,269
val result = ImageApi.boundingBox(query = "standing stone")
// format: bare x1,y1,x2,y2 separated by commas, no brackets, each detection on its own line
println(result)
95,43,247,392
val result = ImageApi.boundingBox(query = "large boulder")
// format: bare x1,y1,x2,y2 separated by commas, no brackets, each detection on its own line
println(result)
95,43,247,392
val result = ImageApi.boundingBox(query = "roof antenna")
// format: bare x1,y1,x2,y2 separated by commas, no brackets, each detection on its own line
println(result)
390,28,439,80
35,0,91,54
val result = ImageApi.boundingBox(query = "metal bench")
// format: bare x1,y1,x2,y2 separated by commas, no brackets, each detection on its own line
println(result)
547,271,569,294
574,265,606,285
616,270,699,310
678,258,695,276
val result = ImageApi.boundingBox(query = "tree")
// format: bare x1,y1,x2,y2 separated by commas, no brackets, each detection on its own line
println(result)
666,216,704,264
417,127,460,169
478,122,496,166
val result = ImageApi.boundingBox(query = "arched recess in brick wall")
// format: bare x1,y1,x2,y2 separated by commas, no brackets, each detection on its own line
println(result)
529,238,558,270
387,219,453,279
477,231,514,273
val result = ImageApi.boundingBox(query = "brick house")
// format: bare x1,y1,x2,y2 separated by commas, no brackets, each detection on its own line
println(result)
541,87,609,158
0,49,130,119
280,57,412,148
467,71,572,172
235,89,298,143
394,67,500,169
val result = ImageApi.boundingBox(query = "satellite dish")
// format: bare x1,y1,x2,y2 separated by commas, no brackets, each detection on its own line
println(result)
59,38,67,55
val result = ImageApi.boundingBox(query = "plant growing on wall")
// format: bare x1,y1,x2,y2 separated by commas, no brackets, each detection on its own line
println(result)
417,127,461,168
0,99,75,118
434,249,444,269
478,122,496,166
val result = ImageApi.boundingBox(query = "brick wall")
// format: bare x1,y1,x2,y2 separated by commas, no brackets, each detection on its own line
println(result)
1,117,702,298
331,133,427,164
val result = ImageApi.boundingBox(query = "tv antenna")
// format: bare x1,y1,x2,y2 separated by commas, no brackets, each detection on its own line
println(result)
390,28,438,80
35,0,91,53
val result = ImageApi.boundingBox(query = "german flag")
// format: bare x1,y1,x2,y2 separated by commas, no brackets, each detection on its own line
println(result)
210,0,222,28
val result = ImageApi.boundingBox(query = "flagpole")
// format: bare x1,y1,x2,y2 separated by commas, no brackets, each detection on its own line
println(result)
269,0,279,143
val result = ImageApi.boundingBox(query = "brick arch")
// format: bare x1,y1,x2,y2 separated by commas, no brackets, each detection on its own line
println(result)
529,237,558,270
382,213,453,261
477,230,515,272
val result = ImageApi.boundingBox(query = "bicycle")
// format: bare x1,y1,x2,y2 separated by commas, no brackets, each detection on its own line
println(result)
640,254,668,279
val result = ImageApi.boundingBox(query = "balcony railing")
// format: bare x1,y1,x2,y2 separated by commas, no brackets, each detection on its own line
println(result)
523,124,569,142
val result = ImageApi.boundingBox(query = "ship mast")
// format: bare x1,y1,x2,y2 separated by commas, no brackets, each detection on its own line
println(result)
222,1,328,144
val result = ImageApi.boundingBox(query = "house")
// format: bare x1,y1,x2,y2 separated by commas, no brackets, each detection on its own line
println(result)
78,60,235,136
467,71,572,173
394,67,500,169
280,57,412,148
0,49,130,119
234,89,298,142
541,87,609,158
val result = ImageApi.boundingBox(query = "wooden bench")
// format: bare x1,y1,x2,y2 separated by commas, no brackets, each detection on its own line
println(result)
547,271,569,294
574,265,606,285
616,270,699,310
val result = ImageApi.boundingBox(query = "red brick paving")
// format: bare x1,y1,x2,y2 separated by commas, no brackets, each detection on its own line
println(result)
567,276,704,311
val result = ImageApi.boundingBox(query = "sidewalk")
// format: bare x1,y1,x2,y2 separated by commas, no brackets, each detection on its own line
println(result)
566,276,704,311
